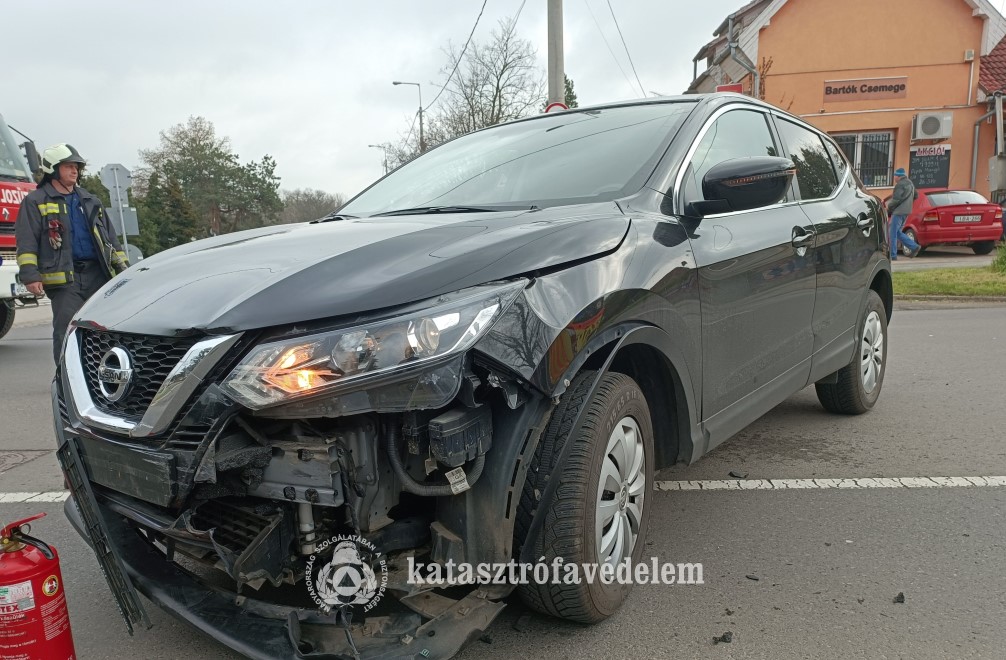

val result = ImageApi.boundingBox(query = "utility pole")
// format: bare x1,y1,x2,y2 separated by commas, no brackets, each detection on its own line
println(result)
547,0,565,106
393,81,426,153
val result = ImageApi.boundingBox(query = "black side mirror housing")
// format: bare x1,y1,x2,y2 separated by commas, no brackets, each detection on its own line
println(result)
696,156,796,216
21,141,41,176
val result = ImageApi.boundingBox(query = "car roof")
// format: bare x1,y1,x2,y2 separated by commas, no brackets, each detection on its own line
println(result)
489,92,791,131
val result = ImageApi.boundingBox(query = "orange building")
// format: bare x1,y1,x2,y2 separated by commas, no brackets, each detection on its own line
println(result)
689,0,1006,200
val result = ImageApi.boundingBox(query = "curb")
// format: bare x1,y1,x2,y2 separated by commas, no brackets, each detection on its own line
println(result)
894,295,1006,310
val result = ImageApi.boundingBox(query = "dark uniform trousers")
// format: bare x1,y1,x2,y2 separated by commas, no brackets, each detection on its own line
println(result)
47,261,110,365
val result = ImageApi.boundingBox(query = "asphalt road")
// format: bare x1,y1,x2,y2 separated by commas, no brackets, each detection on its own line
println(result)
2,302,1005,659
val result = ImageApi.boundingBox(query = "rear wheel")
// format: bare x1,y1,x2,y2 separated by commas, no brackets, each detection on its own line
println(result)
902,228,919,256
972,241,996,255
0,302,14,340
516,371,654,623
815,290,887,415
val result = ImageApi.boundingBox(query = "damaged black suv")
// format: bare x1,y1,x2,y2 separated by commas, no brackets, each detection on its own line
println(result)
55,94,892,659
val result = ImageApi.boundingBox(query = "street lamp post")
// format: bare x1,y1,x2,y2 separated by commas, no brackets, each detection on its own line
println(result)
368,144,389,174
392,81,425,153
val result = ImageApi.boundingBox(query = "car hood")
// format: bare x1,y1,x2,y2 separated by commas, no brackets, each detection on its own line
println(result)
78,204,629,335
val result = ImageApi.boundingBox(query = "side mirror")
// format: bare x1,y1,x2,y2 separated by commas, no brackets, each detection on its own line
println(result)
21,141,41,176
693,156,795,216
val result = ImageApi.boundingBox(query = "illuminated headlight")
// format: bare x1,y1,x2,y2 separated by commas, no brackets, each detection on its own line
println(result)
221,280,526,409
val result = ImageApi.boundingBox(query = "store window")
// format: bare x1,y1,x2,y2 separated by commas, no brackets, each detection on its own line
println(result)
831,132,894,188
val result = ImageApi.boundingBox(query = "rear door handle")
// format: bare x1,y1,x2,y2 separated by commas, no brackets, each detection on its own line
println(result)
857,216,874,230
791,230,817,248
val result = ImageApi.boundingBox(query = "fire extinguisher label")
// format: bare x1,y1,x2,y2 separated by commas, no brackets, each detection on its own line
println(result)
0,580,36,613
42,575,59,597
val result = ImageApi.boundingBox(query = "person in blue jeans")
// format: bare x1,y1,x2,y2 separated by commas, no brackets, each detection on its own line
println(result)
886,168,920,260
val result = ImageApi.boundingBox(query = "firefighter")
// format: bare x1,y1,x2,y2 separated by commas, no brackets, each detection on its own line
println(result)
14,144,129,364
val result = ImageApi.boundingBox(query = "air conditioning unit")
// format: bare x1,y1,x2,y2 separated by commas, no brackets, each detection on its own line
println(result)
912,112,953,141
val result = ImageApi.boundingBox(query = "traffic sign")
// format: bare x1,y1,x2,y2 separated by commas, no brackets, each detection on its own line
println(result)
97,164,136,249
99,164,132,206
544,102,569,113
105,205,139,237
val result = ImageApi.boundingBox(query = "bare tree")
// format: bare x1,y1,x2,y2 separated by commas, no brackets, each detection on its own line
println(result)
389,17,546,168
280,188,346,224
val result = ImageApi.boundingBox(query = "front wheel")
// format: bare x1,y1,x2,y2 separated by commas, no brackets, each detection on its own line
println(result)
972,241,996,255
516,371,654,623
0,302,14,340
815,290,888,414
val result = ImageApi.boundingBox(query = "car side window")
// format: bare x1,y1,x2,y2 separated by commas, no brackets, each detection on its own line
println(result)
775,119,839,201
822,137,849,184
681,109,781,207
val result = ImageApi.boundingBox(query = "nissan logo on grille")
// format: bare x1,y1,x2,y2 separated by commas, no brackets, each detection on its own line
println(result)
97,347,134,402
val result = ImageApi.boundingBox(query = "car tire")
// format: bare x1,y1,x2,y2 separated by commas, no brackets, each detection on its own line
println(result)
0,302,14,341
516,370,654,623
902,228,919,256
815,290,887,415
972,241,996,255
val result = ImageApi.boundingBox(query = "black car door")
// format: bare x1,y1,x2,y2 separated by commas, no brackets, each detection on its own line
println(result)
772,117,880,381
679,106,818,446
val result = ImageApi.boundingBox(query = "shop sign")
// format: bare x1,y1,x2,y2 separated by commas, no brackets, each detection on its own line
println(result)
823,77,908,102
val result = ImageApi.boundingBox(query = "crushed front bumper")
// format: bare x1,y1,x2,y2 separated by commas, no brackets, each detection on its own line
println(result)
64,494,504,660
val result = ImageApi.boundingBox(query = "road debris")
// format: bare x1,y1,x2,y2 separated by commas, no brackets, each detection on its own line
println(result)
713,631,733,644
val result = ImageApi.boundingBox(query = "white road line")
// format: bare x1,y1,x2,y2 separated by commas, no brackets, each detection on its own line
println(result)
2,477,1006,504
654,476,1006,491
0,492,70,503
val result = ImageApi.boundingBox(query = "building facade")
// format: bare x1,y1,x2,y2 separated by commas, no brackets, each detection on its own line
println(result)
689,0,1006,199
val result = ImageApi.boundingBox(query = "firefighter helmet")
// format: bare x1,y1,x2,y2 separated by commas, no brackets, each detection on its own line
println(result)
40,143,86,175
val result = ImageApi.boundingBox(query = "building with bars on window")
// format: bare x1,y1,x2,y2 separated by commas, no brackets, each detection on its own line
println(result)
687,0,1006,199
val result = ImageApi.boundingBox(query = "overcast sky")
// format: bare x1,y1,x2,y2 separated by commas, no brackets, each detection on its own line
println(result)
4,0,739,201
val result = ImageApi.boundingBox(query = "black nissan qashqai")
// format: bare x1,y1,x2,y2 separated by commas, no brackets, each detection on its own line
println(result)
56,94,891,659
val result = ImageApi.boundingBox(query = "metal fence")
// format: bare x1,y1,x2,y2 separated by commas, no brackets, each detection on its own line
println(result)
832,133,893,188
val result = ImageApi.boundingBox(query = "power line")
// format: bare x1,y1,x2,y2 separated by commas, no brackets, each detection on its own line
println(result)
582,0,637,96
514,0,527,25
425,0,489,111
605,0,645,97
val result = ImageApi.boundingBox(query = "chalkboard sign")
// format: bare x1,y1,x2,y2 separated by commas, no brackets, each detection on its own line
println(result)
909,145,951,188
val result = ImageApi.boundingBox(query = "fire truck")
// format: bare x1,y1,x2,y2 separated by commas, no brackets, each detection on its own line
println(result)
0,112,40,339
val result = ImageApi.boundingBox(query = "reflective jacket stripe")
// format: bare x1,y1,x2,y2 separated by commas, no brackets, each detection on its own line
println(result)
37,202,61,216
40,271,70,285
16,253,38,266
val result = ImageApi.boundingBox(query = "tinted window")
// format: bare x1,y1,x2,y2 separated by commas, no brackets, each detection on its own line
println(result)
341,103,695,215
925,191,989,206
682,109,780,204
822,138,849,181
776,119,838,200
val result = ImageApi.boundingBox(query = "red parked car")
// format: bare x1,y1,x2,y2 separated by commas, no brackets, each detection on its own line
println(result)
886,189,1003,255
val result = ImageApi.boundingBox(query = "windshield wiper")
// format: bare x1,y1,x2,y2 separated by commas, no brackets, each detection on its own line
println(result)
370,205,525,217
311,212,358,223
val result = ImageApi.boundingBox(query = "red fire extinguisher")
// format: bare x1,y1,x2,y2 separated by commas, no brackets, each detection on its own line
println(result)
0,513,77,660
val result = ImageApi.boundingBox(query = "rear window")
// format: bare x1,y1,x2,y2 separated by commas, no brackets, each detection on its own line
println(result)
925,191,988,206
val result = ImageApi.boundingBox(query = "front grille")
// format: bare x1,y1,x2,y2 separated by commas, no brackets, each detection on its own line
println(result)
80,330,200,420
0,226,15,235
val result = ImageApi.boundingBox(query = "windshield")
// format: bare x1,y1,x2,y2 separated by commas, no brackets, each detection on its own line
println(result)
341,102,695,216
925,190,989,206
0,115,31,182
